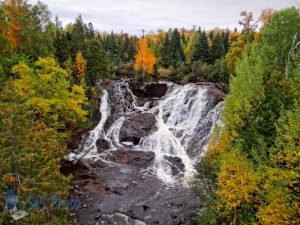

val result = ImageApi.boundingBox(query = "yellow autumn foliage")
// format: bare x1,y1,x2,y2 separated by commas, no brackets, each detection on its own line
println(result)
73,51,86,84
0,56,88,222
257,188,299,225
134,37,156,75
205,127,231,165
217,149,257,209
226,32,245,74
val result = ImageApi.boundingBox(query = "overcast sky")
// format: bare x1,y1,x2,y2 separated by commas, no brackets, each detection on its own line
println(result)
29,0,297,34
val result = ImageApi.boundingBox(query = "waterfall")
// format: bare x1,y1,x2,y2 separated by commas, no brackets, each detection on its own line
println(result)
69,80,223,184
69,90,111,160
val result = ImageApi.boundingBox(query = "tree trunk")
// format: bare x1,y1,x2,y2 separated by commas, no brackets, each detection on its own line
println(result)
233,207,237,225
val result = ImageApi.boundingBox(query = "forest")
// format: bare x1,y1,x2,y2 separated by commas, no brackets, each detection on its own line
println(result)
0,0,299,224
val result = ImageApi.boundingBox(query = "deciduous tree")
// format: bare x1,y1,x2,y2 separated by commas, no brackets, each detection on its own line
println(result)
134,37,156,77
73,51,86,84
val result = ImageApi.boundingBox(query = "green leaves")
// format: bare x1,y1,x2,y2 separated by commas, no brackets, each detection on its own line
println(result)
195,7,300,225
0,57,87,224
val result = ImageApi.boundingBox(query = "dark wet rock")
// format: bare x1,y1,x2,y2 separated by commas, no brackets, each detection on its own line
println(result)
130,82,168,98
144,83,168,98
89,159,108,169
71,163,200,225
67,147,199,225
104,80,136,130
195,82,228,105
83,180,110,195
67,128,89,150
119,113,158,144
113,150,155,168
196,81,229,93
121,137,140,145
164,156,185,176
100,213,146,225
185,100,223,157
96,139,111,152
206,86,226,105
60,159,89,177
215,83,229,94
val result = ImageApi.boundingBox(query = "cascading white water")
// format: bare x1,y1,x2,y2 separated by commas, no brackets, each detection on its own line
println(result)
139,83,223,182
69,80,223,184
68,90,111,161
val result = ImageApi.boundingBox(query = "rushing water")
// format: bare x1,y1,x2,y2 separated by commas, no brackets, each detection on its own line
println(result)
69,80,223,184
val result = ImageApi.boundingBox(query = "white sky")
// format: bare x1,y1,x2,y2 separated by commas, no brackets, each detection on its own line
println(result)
29,0,298,34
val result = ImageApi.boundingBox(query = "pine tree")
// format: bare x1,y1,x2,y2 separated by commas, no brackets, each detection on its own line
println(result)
169,28,185,67
86,22,95,39
211,33,225,63
192,28,210,63
70,15,87,57
222,31,230,54
54,29,69,65
107,32,119,63
85,39,109,85
160,33,171,67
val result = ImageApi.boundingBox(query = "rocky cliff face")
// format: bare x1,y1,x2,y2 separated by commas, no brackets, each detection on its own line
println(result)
63,79,226,225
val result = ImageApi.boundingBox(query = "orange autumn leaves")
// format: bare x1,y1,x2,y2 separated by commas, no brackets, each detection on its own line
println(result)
2,0,24,50
134,37,156,76
73,51,86,84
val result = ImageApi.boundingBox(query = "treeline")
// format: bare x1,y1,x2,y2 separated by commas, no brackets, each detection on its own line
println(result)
134,27,230,83
53,15,109,86
193,7,300,225
101,32,138,75
55,21,139,83
158,27,230,83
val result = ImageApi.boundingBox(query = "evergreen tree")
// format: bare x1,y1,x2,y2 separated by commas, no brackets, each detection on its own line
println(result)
126,36,137,62
54,29,69,65
85,39,109,85
70,15,87,57
160,33,171,67
211,33,225,63
169,28,185,67
86,22,95,39
192,28,210,63
222,31,230,54
106,32,119,63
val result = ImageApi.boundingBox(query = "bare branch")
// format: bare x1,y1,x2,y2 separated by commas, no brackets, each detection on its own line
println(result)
285,31,300,80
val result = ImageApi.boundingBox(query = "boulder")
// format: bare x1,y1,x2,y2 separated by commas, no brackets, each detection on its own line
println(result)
114,150,155,168
164,156,185,176
96,139,111,152
84,179,110,194
119,113,158,144
144,83,168,98
206,86,226,105
130,82,168,98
